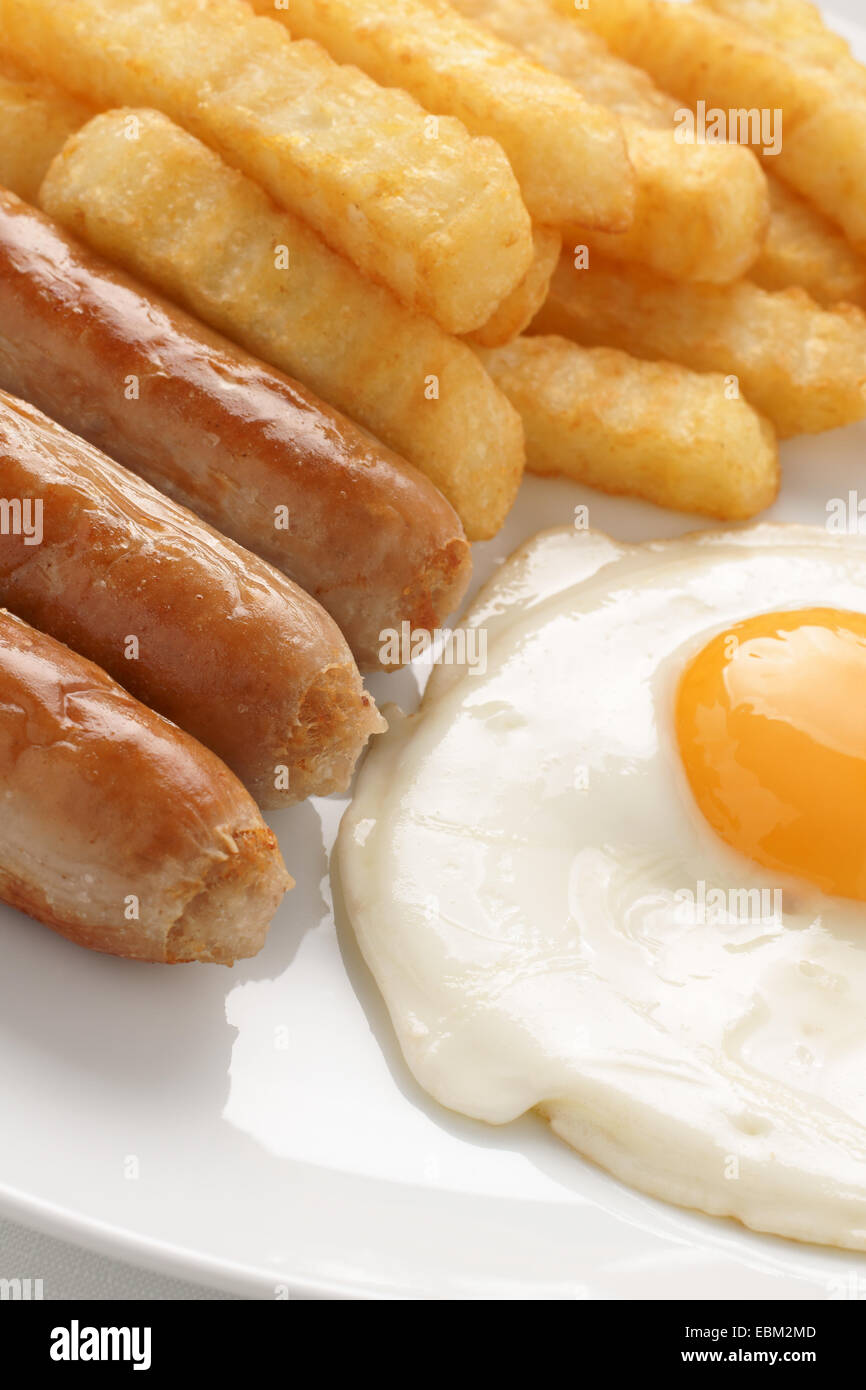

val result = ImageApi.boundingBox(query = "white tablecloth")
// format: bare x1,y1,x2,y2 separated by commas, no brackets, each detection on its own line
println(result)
0,1217,240,1299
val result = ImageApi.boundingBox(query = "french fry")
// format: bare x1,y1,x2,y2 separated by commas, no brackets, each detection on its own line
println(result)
564,0,866,254
477,335,779,520
0,0,534,335
452,0,675,122
466,226,561,348
458,0,862,302
450,0,768,284
39,109,525,543
568,128,767,286
0,57,93,203
533,253,866,438
248,0,634,232
752,179,866,308
701,0,866,84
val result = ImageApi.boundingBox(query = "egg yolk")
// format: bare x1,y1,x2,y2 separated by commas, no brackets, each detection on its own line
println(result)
676,608,866,901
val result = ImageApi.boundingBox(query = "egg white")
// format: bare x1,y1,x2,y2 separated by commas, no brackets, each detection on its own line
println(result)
338,525,866,1250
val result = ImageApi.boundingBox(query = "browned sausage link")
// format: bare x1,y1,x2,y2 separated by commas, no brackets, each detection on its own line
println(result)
0,189,472,669
0,608,291,963
0,391,384,808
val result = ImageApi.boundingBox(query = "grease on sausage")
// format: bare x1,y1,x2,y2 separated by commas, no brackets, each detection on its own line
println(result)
0,609,291,963
0,390,385,808
0,189,472,669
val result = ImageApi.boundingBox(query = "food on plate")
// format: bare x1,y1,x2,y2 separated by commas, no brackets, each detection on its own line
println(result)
39,108,525,543
0,391,384,808
565,128,768,287
568,0,866,254
0,0,534,334
703,0,865,80
455,0,865,304
456,0,674,122
466,226,561,349
450,0,769,285
752,178,866,307
0,190,472,671
0,608,291,964
0,56,92,203
533,253,866,437
0,0,863,1267
478,335,778,519
250,0,635,231
676,603,866,900
339,524,866,1250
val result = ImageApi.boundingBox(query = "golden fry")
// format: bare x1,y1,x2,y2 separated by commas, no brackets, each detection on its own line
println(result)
753,179,866,308
458,0,861,301
564,0,866,254
40,110,525,542
478,335,778,520
702,0,866,84
0,0,533,334
0,57,93,203
567,128,767,285
451,0,768,284
533,253,866,438
467,227,561,349
249,0,634,232
452,0,674,122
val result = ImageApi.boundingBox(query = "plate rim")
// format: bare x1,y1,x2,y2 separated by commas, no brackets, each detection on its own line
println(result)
2,0,865,1306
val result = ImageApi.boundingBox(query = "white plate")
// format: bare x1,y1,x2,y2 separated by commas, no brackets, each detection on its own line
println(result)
3,1,866,1302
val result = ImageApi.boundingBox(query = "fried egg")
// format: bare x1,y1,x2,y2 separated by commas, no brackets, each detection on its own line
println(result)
337,525,866,1250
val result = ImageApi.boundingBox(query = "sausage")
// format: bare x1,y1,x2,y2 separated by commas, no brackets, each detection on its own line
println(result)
0,390,385,808
0,608,291,963
0,189,472,669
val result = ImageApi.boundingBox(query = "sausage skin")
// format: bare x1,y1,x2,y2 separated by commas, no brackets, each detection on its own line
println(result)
0,189,472,669
0,391,385,809
0,608,291,963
